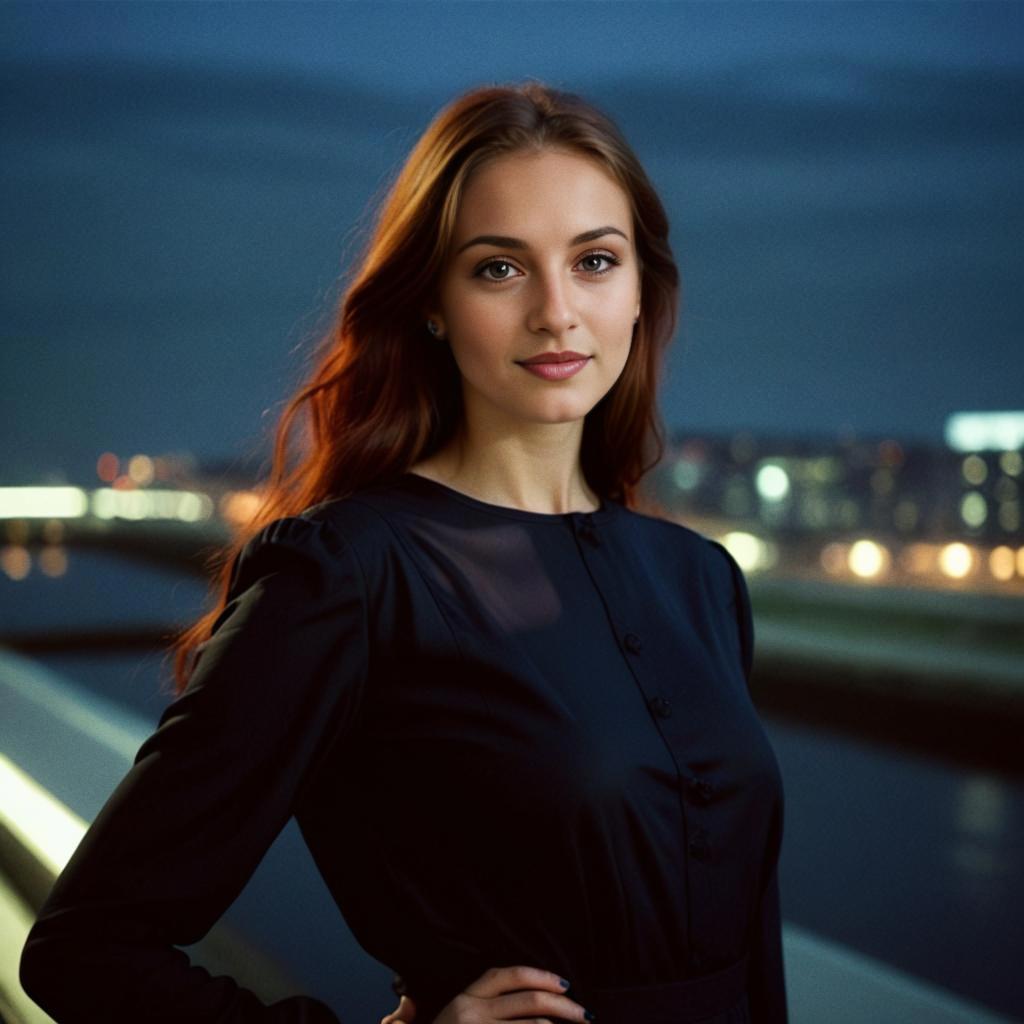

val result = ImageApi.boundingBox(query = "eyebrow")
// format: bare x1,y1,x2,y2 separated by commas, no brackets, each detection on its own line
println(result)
454,225,629,257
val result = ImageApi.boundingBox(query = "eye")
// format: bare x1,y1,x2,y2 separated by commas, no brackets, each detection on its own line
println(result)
577,251,621,275
473,250,622,284
475,259,523,283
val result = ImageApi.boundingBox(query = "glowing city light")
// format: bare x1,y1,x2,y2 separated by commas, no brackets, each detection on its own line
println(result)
848,539,890,578
946,412,1024,453
91,487,214,522
672,458,702,491
38,545,68,578
989,546,1016,582
960,492,987,528
961,455,988,486
96,452,119,483
0,487,89,519
128,454,155,486
220,490,262,528
939,543,975,579
756,463,790,502
1000,450,1023,477
0,545,32,581
720,531,772,572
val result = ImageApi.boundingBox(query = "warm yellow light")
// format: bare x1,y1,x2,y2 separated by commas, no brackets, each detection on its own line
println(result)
0,544,31,580
220,490,262,528
848,539,890,578
0,487,89,519
989,546,1016,582
0,753,87,877
1017,547,1024,577
720,531,769,572
128,454,155,486
939,542,975,579
39,545,68,578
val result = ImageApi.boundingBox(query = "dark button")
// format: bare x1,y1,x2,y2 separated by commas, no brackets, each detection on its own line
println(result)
576,516,600,546
688,776,714,802
623,632,643,654
648,695,672,718
688,829,711,860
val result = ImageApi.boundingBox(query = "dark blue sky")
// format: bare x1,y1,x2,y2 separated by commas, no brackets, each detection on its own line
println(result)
2,1,1022,480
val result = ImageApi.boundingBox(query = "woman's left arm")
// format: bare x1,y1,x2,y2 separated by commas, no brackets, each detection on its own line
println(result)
708,540,788,1024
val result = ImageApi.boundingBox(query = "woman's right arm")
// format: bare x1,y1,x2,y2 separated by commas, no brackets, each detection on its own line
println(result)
19,514,369,1023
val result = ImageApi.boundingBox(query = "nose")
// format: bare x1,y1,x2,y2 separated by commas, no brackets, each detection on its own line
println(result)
527,267,578,337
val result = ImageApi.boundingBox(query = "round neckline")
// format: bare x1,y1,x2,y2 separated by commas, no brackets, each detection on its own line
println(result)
397,471,618,524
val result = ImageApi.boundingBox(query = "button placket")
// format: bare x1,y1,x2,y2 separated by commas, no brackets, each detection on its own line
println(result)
648,695,672,718
576,514,600,547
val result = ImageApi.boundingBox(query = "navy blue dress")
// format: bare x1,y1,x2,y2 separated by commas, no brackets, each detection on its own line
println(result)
21,471,787,1023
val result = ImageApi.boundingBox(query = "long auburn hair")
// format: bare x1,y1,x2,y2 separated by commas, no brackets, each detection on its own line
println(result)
167,78,680,696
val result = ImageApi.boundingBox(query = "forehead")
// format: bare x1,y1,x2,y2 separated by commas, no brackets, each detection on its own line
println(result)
454,148,632,237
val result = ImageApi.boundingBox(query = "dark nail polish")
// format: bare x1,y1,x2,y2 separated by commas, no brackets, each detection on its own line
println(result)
559,977,571,989
584,1011,597,1022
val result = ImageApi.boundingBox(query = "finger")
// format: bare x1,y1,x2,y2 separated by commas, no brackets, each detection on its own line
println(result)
380,994,417,1024
464,965,572,999
493,988,590,1023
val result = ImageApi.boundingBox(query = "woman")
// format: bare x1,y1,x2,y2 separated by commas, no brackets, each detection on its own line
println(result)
20,80,787,1023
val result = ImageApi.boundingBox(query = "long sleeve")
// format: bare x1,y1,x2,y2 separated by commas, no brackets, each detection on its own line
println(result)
20,513,369,1023
709,540,788,1023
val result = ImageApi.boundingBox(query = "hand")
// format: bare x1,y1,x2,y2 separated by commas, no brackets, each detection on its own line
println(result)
432,965,592,1023
380,993,418,1024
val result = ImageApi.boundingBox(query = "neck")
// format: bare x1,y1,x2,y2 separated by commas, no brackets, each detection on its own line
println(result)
420,419,599,515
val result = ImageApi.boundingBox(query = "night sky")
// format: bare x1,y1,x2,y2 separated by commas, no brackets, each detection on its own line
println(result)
2,1,1022,482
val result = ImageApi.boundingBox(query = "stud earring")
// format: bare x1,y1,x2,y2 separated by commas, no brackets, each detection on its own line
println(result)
426,320,440,336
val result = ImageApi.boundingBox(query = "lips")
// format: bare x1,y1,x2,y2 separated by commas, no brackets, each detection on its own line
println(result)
516,351,590,365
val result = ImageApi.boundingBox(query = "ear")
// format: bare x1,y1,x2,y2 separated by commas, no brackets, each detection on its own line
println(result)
423,311,445,338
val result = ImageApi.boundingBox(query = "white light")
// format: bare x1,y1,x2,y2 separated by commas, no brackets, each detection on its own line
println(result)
756,463,790,502
0,487,89,519
90,488,213,521
0,753,86,877
946,412,1024,452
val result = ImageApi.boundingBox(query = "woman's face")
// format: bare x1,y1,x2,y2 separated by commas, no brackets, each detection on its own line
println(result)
430,147,642,435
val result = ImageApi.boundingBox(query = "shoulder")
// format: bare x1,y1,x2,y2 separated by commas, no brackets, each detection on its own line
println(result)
621,505,740,578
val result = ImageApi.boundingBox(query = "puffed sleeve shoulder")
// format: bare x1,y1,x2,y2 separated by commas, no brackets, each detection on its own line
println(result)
20,512,368,1023
705,538,755,684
